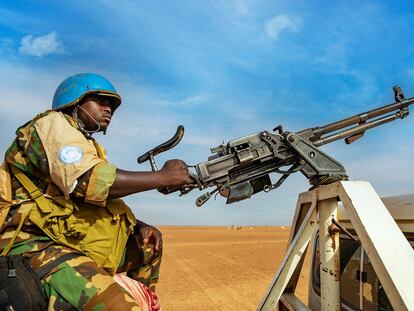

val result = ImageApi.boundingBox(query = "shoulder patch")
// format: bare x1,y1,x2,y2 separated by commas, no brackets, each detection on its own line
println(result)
59,146,83,164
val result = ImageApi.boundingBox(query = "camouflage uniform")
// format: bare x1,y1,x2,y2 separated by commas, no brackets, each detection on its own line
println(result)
0,111,162,310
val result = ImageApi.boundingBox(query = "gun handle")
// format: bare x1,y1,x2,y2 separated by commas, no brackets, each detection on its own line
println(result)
137,126,185,165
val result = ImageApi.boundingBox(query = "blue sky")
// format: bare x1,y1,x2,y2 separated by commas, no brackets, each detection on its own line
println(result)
1,1,414,225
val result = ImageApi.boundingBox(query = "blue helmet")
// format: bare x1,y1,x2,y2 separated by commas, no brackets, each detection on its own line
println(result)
52,73,121,112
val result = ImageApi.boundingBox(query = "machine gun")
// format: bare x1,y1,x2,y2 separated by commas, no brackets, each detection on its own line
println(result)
137,85,413,207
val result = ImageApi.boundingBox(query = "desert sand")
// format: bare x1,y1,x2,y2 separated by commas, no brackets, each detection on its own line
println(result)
156,226,310,311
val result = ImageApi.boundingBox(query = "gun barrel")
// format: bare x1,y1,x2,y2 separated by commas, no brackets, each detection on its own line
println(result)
317,97,414,135
313,110,407,146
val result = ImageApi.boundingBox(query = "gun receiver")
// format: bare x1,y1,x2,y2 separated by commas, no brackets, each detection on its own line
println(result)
137,85,413,206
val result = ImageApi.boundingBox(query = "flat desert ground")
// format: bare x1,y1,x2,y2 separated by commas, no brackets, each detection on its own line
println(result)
156,226,310,311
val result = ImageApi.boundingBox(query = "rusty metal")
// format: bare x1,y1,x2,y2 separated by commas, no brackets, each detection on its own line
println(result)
318,198,341,310
331,218,359,244
328,223,341,250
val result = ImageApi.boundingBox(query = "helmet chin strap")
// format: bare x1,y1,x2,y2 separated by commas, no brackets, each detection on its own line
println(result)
73,106,101,135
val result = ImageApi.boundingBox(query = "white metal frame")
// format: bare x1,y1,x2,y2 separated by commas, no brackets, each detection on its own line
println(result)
257,181,414,311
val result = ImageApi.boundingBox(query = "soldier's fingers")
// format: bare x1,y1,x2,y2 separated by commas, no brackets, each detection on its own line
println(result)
154,233,163,251
140,228,150,244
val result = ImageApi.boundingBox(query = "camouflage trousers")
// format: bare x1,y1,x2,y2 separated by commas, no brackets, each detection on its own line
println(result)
9,232,162,310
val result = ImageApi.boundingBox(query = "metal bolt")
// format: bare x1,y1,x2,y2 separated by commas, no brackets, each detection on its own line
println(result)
309,151,315,158
288,136,295,142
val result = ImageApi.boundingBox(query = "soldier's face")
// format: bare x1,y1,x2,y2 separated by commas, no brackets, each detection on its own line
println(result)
78,95,113,131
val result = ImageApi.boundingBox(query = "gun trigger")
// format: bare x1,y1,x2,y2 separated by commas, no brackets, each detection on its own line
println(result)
345,131,365,144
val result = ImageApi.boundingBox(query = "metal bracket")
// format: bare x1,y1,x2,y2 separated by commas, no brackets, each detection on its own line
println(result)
258,181,414,311
284,133,347,186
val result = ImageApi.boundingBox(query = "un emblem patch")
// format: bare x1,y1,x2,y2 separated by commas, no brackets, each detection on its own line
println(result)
59,146,83,164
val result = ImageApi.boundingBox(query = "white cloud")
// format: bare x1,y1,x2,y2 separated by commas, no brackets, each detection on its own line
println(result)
19,32,64,57
264,14,299,41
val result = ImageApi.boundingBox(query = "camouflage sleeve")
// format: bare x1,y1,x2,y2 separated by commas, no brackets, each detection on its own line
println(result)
6,116,50,181
72,162,117,207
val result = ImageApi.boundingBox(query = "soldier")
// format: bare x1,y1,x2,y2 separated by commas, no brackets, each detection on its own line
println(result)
0,73,192,310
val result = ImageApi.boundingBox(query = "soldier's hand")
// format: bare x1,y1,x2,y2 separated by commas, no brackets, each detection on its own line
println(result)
137,220,163,252
159,159,193,187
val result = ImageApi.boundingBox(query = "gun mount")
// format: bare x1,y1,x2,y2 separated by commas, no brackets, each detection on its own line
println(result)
137,85,414,206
